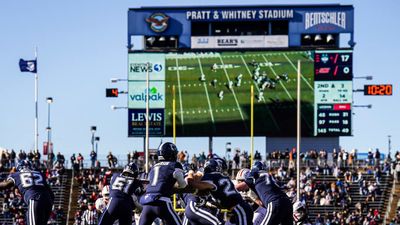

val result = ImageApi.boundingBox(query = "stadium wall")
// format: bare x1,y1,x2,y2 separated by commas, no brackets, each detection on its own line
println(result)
266,137,339,152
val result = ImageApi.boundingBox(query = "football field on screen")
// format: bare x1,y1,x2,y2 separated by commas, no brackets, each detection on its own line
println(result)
164,51,315,137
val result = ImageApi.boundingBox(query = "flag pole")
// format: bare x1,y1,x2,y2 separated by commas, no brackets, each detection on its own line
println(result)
250,85,254,167
34,47,39,153
296,60,301,201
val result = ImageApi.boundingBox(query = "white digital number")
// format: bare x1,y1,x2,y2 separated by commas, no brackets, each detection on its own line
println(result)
341,54,350,62
218,178,237,196
19,172,44,188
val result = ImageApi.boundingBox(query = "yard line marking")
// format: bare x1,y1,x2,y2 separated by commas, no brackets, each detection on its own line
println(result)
197,57,216,127
261,55,294,101
240,55,281,132
218,55,246,127
175,58,185,127
283,53,314,90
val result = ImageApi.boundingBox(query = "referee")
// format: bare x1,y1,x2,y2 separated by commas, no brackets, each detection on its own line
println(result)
81,202,99,225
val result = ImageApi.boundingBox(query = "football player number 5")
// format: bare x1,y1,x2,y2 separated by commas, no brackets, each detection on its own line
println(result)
20,172,44,188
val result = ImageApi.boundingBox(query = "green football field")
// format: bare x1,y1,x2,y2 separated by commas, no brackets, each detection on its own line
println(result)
164,51,315,137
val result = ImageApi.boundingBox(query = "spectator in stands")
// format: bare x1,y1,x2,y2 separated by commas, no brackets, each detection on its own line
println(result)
233,151,240,169
107,152,115,168
254,150,262,161
56,151,65,166
395,161,400,183
375,148,381,166
48,150,55,168
17,149,26,162
10,149,16,167
77,153,84,169
71,153,76,168
374,167,382,185
90,150,97,168
368,149,374,166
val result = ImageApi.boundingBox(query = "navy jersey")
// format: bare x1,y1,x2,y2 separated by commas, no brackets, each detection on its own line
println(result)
201,172,243,209
109,173,142,199
7,170,52,204
245,170,286,204
145,161,183,197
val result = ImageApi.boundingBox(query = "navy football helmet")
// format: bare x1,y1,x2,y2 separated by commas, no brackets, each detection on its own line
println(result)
122,162,139,178
210,154,228,172
252,161,266,171
16,160,33,172
157,142,178,161
204,159,221,173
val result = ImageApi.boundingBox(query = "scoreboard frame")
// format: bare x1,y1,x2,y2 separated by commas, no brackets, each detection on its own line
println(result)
127,4,355,137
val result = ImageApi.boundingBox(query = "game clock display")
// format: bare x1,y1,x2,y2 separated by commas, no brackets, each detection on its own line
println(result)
364,84,392,96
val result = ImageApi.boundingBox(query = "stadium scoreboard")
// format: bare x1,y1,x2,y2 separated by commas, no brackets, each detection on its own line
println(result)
127,4,354,137
314,50,352,136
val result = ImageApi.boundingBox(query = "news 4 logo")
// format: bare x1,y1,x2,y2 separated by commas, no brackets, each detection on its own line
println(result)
153,64,162,72
146,13,169,33
130,63,163,73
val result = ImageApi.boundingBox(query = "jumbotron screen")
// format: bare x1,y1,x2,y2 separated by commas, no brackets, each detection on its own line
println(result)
128,50,352,137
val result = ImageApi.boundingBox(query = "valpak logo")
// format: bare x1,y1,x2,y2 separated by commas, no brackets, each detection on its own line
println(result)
129,87,163,102
146,13,169,33
130,63,163,73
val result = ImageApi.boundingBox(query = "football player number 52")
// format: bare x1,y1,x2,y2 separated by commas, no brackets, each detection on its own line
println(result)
20,172,44,188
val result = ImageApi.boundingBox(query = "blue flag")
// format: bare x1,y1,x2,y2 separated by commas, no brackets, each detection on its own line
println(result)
19,59,37,73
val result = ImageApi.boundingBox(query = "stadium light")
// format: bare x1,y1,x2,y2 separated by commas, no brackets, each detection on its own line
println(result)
90,126,97,153
314,34,322,42
111,105,128,111
354,76,373,80
326,34,335,44
170,36,176,41
46,97,53,166
147,36,156,45
303,35,311,40
159,36,166,41
353,104,372,109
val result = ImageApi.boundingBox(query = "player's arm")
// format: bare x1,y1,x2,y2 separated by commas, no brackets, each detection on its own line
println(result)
235,181,249,192
173,168,187,189
0,179,15,190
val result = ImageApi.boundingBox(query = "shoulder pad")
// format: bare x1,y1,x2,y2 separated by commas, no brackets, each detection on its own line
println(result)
173,162,183,169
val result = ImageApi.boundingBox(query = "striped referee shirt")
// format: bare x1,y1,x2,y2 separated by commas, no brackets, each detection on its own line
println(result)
81,208,98,225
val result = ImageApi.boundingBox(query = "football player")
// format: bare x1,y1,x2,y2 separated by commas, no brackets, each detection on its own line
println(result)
189,159,253,225
181,169,223,225
139,142,187,225
293,201,307,225
98,162,144,225
235,169,266,225
95,186,110,214
236,161,293,225
0,160,54,225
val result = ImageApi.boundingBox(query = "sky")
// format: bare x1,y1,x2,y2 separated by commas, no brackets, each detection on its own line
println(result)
0,0,398,161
